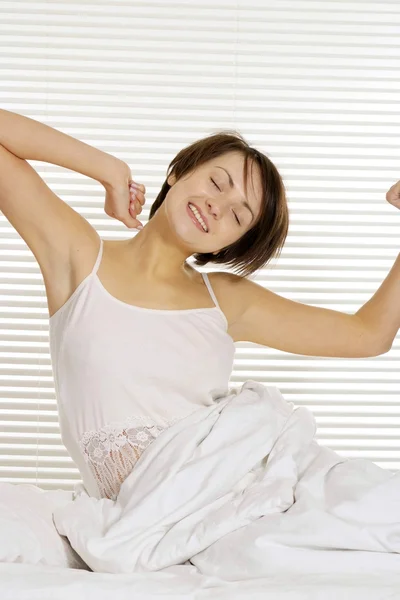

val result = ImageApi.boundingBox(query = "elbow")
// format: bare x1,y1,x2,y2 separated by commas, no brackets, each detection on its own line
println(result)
373,342,392,357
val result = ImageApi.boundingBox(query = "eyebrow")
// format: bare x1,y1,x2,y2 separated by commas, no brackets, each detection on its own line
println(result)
215,166,255,223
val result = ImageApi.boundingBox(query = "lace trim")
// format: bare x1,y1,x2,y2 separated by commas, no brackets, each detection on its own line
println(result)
78,413,193,501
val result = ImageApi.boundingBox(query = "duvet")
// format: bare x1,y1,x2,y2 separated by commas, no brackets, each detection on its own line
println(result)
50,380,400,576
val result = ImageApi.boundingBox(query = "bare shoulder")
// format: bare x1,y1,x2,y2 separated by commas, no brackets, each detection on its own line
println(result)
207,270,249,334
208,270,245,292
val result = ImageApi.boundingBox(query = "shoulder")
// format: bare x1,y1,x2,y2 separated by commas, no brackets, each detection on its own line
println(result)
208,271,269,341
208,270,244,289
206,270,250,331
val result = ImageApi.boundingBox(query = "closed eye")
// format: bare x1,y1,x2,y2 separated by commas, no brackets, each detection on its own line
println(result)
210,177,241,226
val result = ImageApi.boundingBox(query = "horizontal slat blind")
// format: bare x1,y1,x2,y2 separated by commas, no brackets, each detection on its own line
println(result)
0,0,399,492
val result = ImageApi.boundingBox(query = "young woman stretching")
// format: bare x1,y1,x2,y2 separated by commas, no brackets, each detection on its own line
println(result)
0,109,396,500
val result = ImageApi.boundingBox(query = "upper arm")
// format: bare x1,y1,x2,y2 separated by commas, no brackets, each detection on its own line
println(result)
0,143,98,277
230,276,387,358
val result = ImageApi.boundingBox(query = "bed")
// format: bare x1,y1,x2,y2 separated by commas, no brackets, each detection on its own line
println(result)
1,381,400,599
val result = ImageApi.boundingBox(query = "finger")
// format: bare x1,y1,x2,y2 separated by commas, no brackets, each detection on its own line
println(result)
387,190,400,203
130,188,146,206
130,183,146,198
129,198,142,215
137,191,146,206
135,198,142,214
129,203,144,228
129,181,146,192
124,215,143,230
125,222,143,230
129,202,138,218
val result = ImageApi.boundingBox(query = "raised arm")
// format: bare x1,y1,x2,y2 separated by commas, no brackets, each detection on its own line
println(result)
0,108,123,186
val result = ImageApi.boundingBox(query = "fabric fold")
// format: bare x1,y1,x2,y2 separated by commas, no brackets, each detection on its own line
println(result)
53,380,400,575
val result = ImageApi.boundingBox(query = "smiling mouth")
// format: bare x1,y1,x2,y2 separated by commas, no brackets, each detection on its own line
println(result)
187,203,209,233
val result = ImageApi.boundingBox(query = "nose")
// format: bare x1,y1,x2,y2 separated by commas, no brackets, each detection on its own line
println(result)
207,197,227,215
206,198,230,220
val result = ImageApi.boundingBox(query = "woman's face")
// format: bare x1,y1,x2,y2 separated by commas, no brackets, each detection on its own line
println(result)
165,151,264,255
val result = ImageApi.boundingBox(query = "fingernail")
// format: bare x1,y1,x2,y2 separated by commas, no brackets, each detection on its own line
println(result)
136,224,144,230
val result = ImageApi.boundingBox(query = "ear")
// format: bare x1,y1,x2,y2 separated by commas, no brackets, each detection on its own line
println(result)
167,173,176,186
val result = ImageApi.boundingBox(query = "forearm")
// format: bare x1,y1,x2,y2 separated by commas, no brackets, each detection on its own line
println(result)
355,252,400,351
0,109,124,186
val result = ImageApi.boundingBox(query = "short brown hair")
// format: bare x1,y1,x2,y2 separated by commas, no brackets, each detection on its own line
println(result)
149,130,289,278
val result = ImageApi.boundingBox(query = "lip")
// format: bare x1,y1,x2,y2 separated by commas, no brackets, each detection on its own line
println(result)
187,202,209,232
187,203,208,233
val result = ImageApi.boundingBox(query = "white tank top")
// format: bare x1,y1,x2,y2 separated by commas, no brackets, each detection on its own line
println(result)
49,237,235,500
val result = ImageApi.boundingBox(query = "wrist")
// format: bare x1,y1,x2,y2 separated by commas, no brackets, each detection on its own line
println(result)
100,158,131,189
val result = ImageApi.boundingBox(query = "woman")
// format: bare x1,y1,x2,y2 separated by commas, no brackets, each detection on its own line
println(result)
2,111,395,502
0,110,289,500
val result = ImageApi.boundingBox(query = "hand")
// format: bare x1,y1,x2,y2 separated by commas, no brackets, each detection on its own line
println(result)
386,180,400,210
103,161,146,230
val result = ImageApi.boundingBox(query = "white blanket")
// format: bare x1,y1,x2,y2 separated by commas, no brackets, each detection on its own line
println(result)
52,380,400,575
0,483,90,569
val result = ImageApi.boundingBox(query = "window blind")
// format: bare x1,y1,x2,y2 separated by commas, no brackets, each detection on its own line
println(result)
0,0,399,493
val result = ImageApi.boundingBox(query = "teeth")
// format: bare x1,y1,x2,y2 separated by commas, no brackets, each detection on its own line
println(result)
189,204,207,231
189,203,208,232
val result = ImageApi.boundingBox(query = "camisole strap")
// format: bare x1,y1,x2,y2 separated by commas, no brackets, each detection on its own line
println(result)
91,237,104,275
91,242,221,313
201,272,221,311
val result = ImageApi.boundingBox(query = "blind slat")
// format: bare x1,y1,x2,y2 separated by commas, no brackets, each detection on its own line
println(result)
1,0,399,490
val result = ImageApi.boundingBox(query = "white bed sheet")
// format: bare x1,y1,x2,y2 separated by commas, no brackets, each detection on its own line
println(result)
1,558,400,600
